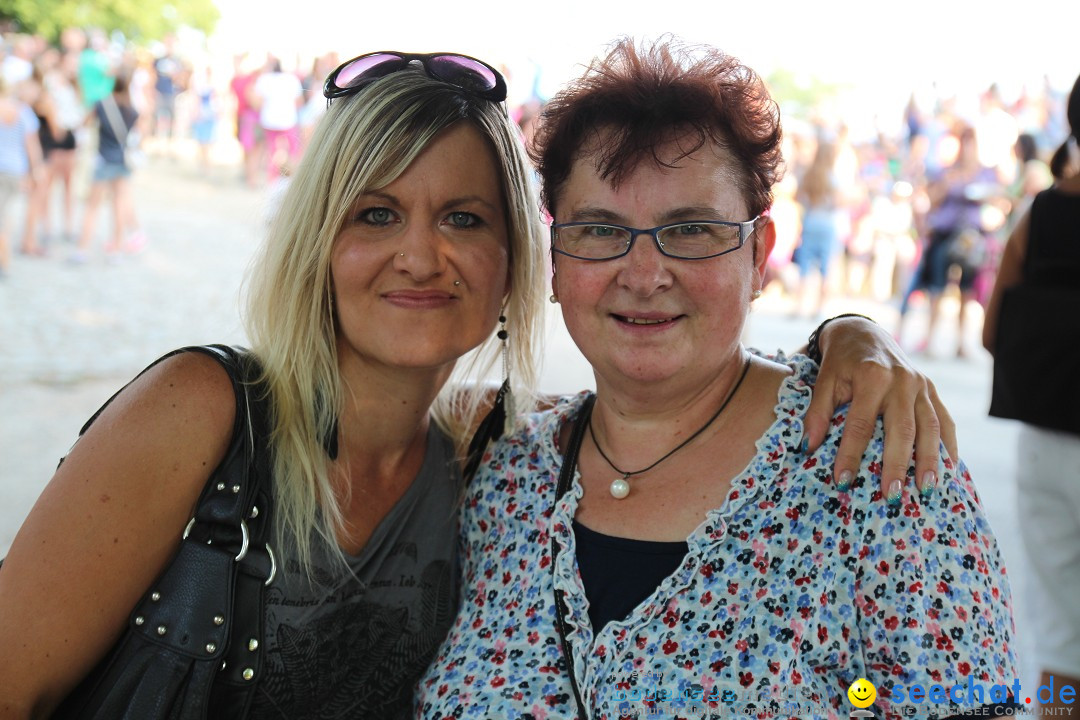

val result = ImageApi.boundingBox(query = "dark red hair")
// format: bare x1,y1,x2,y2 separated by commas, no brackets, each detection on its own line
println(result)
532,37,783,218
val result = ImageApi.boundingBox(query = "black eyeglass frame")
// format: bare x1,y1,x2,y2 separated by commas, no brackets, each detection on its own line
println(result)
549,217,761,261
322,51,508,105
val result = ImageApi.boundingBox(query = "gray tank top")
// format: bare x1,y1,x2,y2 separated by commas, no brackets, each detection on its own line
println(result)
248,424,460,719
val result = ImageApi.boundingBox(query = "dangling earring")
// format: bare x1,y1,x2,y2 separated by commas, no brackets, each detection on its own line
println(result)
549,294,559,304
497,312,515,435
462,310,514,480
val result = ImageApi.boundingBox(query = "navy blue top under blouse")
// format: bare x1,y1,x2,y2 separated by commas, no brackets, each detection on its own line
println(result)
573,520,689,633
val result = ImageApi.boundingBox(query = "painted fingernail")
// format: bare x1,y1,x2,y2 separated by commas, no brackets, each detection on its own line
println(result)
837,470,853,493
800,438,809,454
920,471,937,499
887,479,903,506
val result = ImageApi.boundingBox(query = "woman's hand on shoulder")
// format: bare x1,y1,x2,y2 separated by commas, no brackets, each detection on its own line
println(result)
806,315,957,500
0,351,236,718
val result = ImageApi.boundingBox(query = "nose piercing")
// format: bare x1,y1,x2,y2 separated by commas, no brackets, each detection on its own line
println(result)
399,252,405,257
453,280,461,286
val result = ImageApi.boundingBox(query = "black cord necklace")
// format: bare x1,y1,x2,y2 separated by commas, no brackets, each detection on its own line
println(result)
588,355,752,500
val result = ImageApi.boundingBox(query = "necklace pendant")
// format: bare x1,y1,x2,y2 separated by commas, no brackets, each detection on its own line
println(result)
609,476,631,500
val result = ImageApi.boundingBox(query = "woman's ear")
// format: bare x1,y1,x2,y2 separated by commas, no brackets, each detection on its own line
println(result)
752,216,776,288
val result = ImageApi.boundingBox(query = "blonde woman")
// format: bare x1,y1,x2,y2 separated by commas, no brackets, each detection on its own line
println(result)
1,52,544,718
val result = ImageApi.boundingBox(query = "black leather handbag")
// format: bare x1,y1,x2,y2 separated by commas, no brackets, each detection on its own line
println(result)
23,344,275,719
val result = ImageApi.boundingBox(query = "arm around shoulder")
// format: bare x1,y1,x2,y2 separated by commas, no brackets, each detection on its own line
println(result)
0,351,238,718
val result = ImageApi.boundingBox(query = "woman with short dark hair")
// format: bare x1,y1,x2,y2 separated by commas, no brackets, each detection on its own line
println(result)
419,39,1016,720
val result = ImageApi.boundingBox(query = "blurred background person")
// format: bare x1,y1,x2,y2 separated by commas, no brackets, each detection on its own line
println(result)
251,55,301,186
188,64,218,176
762,169,800,299
0,75,43,277
791,138,843,318
127,47,156,147
229,52,262,187
15,56,46,256
151,34,184,156
297,51,337,155
897,126,1001,357
73,73,143,263
32,48,83,248
982,71,1080,719
1010,132,1054,222
2,34,34,93
866,179,917,303
77,29,113,111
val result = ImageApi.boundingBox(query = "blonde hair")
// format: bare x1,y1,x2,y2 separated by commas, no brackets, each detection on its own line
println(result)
243,67,546,574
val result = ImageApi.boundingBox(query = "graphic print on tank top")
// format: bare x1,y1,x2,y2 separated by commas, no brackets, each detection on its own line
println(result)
251,556,454,718
247,425,460,720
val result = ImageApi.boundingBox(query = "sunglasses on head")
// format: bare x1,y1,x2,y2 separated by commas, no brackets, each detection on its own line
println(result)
323,51,508,105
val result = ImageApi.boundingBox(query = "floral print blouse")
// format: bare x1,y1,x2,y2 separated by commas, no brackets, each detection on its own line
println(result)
416,356,1017,720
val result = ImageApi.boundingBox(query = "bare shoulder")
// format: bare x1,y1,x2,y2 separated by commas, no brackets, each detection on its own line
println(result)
95,349,238,440
0,350,240,715
66,351,239,491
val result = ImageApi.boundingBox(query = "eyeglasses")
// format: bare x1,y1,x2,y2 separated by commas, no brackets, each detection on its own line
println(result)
323,51,508,105
550,218,760,261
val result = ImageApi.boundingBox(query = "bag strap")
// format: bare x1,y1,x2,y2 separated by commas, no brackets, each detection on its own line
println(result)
99,95,129,149
550,393,596,720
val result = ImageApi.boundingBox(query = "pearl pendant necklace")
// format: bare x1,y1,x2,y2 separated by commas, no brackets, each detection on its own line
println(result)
609,475,631,500
589,356,752,500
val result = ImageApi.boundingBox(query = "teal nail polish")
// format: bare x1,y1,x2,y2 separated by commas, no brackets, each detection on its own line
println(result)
920,471,937,499
887,479,903,506
837,470,853,493
800,438,809,455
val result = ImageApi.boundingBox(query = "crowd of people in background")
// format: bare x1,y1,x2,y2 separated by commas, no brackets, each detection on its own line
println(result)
0,26,1073,360
765,81,1065,356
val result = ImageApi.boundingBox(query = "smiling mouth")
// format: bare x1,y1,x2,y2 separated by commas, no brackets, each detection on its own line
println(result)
614,314,681,325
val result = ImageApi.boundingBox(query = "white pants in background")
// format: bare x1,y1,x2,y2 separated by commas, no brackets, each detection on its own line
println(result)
1017,423,1080,678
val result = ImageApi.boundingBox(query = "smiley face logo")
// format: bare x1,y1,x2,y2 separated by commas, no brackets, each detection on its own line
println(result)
847,678,877,708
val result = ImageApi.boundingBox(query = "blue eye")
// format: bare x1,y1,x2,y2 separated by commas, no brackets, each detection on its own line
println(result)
359,207,395,225
447,212,480,228
676,224,705,234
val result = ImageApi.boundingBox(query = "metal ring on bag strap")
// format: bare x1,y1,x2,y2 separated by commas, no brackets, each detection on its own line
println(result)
182,517,251,563
180,518,274,585
264,544,276,586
